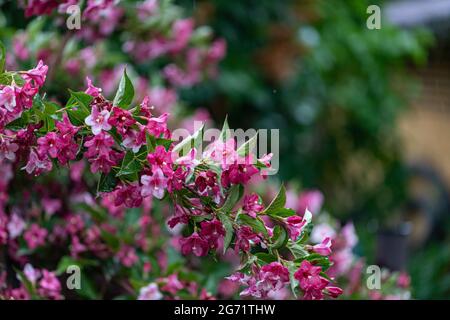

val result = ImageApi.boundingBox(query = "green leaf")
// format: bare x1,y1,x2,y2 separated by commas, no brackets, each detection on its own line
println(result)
264,184,286,215
268,208,296,219
286,260,299,298
97,171,118,193
218,213,234,254
101,230,120,250
220,184,242,213
172,123,204,155
255,252,277,264
237,133,258,157
271,225,288,249
219,115,231,142
116,151,144,177
113,69,134,109
237,214,268,237
66,91,92,126
0,40,6,73
287,242,308,259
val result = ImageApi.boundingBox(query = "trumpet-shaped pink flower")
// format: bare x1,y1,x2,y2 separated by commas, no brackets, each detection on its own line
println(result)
179,232,209,257
199,219,225,249
243,193,264,218
85,107,112,135
294,260,329,300
0,86,17,112
141,168,168,199
311,237,332,256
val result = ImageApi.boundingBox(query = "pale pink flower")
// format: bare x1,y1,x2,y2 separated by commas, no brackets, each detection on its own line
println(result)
138,283,163,300
85,107,112,135
141,168,168,199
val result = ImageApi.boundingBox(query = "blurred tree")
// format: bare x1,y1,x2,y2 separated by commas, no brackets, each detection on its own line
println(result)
177,0,433,220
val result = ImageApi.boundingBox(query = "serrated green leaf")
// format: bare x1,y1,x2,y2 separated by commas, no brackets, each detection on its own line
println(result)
264,184,286,215
116,151,144,177
218,213,234,254
286,260,299,298
113,69,134,109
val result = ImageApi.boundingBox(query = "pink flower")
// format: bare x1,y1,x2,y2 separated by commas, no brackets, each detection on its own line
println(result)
117,245,139,267
243,194,264,218
146,113,170,138
199,219,225,249
284,210,311,241
23,60,48,88
259,262,290,291
0,137,19,161
298,190,324,215
311,237,332,256
234,226,260,252
179,232,209,257
122,128,146,153
24,224,48,250
38,270,61,299
84,132,115,157
83,77,101,97
85,107,112,135
294,260,329,300
7,213,25,239
141,168,168,199
0,86,17,112
325,286,343,298
37,132,59,158
138,283,162,300
23,264,40,284
111,183,143,208
221,163,259,187
137,0,158,20
23,149,52,175
161,274,184,295
147,145,173,175
397,272,411,289
108,107,135,134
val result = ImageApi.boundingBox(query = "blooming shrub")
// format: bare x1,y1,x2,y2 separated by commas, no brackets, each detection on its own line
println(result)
0,51,343,299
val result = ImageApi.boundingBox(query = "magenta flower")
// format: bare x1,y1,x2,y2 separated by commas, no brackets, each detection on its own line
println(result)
141,168,168,199
179,232,209,257
146,112,170,138
37,132,59,158
294,260,329,300
243,193,264,218
234,225,260,252
0,137,19,162
116,245,139,267
23,60,48,88
23,149,52,175
199,219,225,249
284,209,312,241
112,183,143,208
311,237,332,256
161,274,184,295
0,85,17,112
147,145,173,175
84,77,102,97
24,223,48,250
108,107,135,134
85,107,112,135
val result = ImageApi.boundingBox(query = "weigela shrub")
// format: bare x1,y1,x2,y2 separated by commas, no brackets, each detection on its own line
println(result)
0,50,342,299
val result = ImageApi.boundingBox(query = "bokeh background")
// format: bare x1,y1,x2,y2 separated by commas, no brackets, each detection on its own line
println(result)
0,0,449,299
